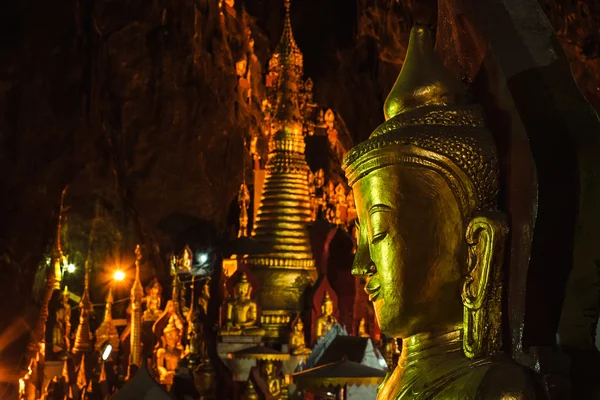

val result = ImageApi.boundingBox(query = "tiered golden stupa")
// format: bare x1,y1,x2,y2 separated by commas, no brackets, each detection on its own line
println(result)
245,0,317,339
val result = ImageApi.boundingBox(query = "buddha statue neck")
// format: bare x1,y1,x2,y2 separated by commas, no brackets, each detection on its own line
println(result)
381,326,493,400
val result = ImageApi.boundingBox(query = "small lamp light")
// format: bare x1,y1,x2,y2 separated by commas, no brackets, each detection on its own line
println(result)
101,343,113,361
113,270,125,282
197,253,208,265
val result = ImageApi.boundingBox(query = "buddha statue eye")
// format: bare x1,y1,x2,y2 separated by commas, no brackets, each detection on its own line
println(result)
369,207,390,245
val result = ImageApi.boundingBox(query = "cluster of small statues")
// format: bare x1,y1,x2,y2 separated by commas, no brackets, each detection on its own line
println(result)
307,169,357,227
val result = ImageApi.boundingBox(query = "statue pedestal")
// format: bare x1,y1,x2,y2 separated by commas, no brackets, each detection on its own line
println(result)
217,335,262,382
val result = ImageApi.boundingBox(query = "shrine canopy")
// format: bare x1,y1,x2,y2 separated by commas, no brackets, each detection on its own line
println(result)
111,362,173,400
292,358,386,391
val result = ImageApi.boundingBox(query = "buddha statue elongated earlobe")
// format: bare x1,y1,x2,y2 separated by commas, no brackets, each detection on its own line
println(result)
462,213,507,359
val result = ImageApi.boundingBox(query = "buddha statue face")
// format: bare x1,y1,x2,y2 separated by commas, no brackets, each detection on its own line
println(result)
321,299,333,316
164,326,180,349
234,279,250,300
295,321,304,333
352,164,467,337
150,283,159,297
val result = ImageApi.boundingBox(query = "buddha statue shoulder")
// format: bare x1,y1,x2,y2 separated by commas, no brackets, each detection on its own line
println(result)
342,25,542,400
220,273,265,336
315,291,337,340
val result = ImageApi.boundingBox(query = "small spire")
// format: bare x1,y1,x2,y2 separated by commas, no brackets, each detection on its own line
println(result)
73,198,100,355
273,0,303,73
104,287,114,321
383,25,468,121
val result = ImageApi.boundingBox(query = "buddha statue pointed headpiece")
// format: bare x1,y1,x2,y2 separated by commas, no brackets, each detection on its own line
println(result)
322,291,332,306
344,25,498,215
343,25,505,361
236,273,251,290
383,26,469,121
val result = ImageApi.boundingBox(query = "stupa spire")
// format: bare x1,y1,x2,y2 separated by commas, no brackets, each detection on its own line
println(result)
129,244,144,369
250,0,313,267
73,198,101,355
273,0,303,74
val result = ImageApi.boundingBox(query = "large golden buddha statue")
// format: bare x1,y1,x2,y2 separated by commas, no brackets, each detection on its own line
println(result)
221,273,265,336
343,26,539,399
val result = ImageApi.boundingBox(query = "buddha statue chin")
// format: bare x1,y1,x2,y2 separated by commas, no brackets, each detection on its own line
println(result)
343,25,540,399
220,273,265,336
315,291,337,341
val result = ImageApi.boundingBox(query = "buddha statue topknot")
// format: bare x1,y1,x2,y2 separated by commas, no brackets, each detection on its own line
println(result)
343,25,540,399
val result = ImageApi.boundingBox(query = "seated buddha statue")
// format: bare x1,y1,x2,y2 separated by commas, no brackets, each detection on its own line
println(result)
220,273,265,336
143,279,163,322
343,25,540,399
156,320,185,390
260,360,281,397
289,319,312,356
315,291,337,341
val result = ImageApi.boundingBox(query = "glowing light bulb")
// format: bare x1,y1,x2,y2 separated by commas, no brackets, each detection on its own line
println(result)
66,264,76,273
113,270,125,281
101,344,113,361
198,253,208,264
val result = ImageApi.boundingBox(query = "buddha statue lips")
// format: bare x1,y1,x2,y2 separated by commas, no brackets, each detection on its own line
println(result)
343,25,538,399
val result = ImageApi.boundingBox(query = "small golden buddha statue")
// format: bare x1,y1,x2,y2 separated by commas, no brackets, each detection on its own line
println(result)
315,291,337,340
260,360,281,397
199,278,211,317
143,279,163,322
180,246,193,274
289,319,311,356
221,273,265,336
52,286,71,358
357,318,370,338
343,25,539,399
156,320,185,390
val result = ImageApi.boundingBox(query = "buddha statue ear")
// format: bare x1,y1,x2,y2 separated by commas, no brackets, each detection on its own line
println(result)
462,212,508,359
